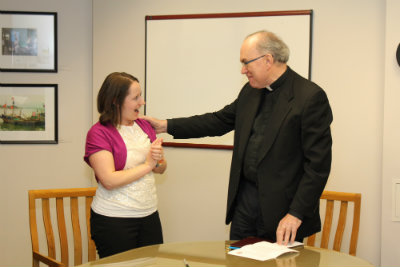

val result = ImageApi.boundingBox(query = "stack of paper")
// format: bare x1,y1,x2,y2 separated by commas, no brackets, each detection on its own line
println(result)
228,241,301,261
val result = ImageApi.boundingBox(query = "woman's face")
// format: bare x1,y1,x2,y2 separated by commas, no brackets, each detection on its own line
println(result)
120,81,145,126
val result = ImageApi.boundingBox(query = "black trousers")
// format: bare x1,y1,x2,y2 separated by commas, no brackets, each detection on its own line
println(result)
230,179,272,241
90,209,163,258
230,179,303,243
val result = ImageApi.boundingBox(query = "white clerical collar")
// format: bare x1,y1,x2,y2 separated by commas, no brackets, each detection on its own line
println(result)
266,86,273,91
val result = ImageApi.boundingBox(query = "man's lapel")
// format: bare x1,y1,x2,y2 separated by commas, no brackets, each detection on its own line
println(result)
256,79,294,165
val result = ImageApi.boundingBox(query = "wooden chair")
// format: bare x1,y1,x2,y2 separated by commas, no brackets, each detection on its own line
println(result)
28,187,98,267
306,191,361,256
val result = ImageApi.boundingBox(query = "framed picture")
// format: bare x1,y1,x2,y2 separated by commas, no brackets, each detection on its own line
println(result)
0,84,58,144
0,11,57,72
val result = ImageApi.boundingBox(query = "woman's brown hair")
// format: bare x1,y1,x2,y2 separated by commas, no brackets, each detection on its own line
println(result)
97,72,139,127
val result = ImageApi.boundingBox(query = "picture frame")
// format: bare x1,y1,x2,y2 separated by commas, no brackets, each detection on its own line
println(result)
0,84,58,144
0,11,57,72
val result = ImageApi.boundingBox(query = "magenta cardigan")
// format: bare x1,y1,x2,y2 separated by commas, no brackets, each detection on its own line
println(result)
84,119,157,172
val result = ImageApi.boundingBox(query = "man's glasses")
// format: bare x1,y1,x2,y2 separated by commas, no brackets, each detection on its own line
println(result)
242,54,266,67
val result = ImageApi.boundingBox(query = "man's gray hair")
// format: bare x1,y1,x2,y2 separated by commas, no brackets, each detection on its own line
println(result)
247,30,290,63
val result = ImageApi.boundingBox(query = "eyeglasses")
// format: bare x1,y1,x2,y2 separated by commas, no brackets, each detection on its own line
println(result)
242,54,266,67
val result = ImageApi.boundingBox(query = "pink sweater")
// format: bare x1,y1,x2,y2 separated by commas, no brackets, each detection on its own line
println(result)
84,119,156,173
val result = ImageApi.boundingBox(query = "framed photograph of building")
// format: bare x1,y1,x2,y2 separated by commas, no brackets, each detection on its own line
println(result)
0,11,57,72
0,84,58,144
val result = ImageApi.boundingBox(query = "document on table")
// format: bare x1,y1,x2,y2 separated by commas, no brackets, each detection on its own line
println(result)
228,241,301,261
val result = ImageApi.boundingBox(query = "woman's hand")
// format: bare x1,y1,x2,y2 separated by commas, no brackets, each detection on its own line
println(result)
149,138,167,174
146,138,163,168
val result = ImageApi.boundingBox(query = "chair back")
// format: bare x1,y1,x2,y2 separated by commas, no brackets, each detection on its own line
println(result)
306,190,361,256
28,187,97,267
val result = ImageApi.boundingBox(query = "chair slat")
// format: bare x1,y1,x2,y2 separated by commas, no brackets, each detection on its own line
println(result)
42,199,56,259
349,194,361,256
333,201,348,251
71,197,83,266
306,233,316,246
29,195,39,251
29,195,40,267
320,199,334,248
56,198,69,266
86,196,96,262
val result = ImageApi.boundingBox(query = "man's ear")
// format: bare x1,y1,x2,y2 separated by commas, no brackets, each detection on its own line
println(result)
265,53,274,66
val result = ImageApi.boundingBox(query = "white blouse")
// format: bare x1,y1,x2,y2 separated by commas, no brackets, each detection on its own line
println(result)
91,123,157,218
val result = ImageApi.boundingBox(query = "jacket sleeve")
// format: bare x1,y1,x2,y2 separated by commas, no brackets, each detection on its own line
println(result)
167,98,238,139
289,88,333,219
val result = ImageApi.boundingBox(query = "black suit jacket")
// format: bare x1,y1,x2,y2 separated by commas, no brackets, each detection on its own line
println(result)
168,67,333,239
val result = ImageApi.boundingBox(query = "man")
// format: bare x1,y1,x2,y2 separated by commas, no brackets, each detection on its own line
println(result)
144,30,333,245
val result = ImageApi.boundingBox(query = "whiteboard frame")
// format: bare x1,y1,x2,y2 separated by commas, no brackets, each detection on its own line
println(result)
145,10,313,149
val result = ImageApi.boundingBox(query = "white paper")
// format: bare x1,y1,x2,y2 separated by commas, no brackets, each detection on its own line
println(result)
283,241,304,248
228,241,300,261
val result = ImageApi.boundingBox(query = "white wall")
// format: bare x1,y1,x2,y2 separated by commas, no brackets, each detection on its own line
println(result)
0,0,93,266
381,0,400,266
93,0,388,266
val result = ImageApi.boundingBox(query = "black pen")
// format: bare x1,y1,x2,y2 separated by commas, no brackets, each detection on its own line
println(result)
183,258,190,267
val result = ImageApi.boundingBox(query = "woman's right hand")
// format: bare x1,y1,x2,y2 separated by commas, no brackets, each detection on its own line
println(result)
145,138,163,168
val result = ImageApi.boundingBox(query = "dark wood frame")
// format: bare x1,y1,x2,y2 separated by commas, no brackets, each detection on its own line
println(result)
0,10,58,72
0,83,58,144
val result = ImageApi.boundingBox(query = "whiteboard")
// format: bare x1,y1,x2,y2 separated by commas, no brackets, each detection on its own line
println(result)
145,10,313,149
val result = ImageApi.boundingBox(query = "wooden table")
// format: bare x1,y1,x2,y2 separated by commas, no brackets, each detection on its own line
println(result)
77,241,374,267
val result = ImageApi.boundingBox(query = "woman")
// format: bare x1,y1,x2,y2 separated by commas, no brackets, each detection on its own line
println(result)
84,72,167,258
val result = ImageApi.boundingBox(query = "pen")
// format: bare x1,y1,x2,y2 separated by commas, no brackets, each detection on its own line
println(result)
183,258,190,267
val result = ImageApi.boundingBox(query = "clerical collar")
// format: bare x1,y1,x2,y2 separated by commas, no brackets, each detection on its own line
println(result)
266,67,289,91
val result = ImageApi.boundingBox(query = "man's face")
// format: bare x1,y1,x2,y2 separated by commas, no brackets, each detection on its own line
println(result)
240,37,270,89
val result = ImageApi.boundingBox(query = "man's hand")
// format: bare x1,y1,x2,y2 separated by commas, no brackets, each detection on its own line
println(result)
276,213,302,245
141,115,167,134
